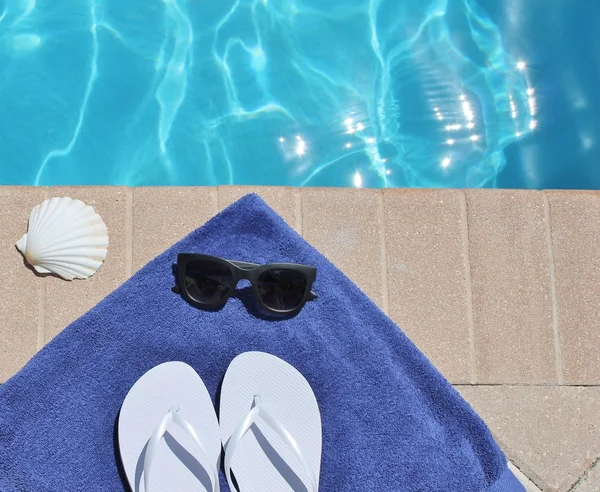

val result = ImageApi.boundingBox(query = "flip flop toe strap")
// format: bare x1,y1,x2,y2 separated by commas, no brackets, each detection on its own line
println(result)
224,395,318,492
144,405,220,492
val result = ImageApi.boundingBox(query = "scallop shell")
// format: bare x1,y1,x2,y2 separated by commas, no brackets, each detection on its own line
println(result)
16,197,109,280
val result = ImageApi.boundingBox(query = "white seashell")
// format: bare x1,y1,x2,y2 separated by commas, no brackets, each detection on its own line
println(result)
16,197,109,281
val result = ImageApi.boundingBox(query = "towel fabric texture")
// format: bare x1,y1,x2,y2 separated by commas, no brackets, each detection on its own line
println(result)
0,194,523,491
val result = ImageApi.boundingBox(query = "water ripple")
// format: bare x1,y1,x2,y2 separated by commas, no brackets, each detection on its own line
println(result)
1,0,537,187
35,0,99,185
155,0,193,177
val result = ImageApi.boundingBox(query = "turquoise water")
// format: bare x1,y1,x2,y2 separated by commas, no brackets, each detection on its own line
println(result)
1,0,598,188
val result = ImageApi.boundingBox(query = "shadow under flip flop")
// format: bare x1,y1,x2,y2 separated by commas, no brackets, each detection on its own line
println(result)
132,432,213,492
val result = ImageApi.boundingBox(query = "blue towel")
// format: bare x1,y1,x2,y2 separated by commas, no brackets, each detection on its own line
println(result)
0,194,523,491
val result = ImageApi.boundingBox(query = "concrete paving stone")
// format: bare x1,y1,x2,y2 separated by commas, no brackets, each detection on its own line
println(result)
458,385,600,491
546,191,600,384
466,190,556,384
383,189,472,383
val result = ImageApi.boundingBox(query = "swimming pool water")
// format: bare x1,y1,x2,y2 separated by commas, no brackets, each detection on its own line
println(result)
1,0,599,188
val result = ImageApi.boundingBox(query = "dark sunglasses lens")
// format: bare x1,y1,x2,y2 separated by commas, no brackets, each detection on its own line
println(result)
257,268,308,312
184,260,234,305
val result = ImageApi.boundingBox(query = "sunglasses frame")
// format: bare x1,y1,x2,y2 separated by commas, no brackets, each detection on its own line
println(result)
175,253,317,316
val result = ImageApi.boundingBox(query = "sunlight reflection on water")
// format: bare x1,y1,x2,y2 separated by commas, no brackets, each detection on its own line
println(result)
0,0,540,187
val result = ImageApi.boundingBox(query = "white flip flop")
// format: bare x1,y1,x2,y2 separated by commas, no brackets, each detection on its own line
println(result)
118,362,221,492
219,352,322,492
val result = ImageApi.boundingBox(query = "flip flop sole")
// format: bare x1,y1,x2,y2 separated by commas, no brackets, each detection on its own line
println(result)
219,352,322,491
119,361,221,492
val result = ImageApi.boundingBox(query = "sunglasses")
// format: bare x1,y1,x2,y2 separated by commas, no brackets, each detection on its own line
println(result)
174,254,317,315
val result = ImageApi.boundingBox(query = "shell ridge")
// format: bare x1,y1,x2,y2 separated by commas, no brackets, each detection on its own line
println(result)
29,197,77,241
32,223,108,253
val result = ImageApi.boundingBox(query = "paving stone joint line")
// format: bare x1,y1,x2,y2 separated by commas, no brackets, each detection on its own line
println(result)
377,190,390,315
543,191,564,385
125,188,133,279
460,189,477,384
568,455,600,491
294,188,303,235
